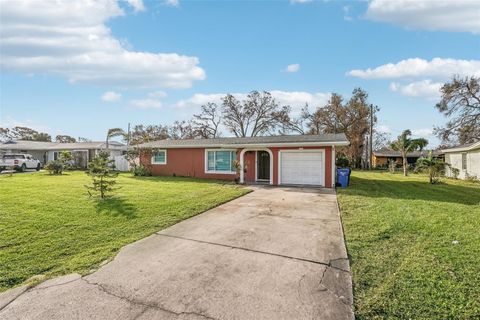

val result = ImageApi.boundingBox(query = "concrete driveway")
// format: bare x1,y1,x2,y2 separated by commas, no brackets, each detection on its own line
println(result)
0,187,353,320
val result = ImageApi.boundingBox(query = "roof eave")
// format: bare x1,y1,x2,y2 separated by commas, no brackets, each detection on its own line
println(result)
136,140,350,149
441,142,480,153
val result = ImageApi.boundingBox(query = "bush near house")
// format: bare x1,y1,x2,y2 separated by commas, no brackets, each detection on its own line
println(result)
44,160,64,175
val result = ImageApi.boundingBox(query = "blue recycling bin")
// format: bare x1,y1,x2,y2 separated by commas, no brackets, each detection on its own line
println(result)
337,168,351,188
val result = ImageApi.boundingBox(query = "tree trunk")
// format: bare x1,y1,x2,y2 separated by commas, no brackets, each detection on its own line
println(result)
403,153,408,176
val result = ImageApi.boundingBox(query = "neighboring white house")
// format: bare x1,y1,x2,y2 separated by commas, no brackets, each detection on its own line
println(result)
443,141,480,180
0,140,126,168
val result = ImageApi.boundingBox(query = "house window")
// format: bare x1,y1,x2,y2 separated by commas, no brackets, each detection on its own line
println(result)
53,151,59,161
206,150,236,173
151,150,167,164
462,153,467,170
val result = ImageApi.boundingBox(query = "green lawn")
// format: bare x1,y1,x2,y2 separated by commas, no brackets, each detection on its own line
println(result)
337,171,480,319
0,171,249,292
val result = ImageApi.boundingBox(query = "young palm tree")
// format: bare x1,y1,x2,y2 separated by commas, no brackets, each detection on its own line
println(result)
390,130,428,176
416,151,448,184
106,128,126,149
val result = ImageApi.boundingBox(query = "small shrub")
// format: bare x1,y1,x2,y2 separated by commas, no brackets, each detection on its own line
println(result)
45,160,64,175
59,151,74,170
450,167,460,179
388,159,396,174
336,157,350,168
85,151,118,199
133,165,151,177
465,173,479,183
232,160,242,184
415,152,448,184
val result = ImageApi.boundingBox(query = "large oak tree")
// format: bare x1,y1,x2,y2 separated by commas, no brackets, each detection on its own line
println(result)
434,76,480,145
302,89,376,168
221,91,289,137
192,103,222,138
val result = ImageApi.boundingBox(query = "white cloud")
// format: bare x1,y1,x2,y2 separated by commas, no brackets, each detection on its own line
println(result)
164,0,180,7
173,93,241,109
389,80,442,99
411,128,434,138
148,91,167,98
270,90,330,109
285,64,300,73
376,124,391,134
366,0,480,33
290,0,313,4
172,91,330,114
348,58,480,80
125,0,145,12
343,5,353,21
0,0,205,89
130,99,163,109
101,91,122,102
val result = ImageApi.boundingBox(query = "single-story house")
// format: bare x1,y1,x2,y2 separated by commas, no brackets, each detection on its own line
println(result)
372,149,444,168
137,133,349,187
0,140,126,168
442,141,480,180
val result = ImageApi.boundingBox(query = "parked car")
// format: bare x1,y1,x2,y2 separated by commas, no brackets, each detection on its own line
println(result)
0,154,41,172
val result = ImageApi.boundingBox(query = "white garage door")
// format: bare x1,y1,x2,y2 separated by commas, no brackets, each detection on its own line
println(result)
280,151,325,186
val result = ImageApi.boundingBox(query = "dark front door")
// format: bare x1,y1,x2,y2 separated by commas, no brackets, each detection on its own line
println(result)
257,151,270,181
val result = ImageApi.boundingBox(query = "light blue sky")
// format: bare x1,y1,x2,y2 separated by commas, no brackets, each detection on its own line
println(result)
1,0,479,147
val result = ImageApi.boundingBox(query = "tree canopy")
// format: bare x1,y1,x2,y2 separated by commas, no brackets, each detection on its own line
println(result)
434,76,480,145
221,91,290,137
55,135,76,143
299,89,377,167
0,126,51,142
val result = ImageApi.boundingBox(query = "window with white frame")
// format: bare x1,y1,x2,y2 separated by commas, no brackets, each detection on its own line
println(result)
461,153,467,170
151,150,167,164
206,150,236,173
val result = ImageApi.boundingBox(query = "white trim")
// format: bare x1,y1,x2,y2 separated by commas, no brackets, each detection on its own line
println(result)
229,141,349,148
204,149,237,174
442,141,480,153
278,149,326,186
141,141,350,149
240,148,273,184
331,145,336,187
151,149,167,165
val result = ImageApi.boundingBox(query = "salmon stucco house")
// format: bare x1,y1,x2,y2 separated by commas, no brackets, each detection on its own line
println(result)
138,133,349,187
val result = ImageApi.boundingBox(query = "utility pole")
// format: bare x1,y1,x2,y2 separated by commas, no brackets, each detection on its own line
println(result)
127,122,131,149
369,104,374,170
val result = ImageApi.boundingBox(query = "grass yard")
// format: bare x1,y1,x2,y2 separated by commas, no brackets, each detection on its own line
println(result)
0,171,249,292
337,171,480,319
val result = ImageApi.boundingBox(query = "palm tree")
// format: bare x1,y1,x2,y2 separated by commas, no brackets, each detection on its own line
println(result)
390,130,428,176
106,128,126,149
416,151,448,184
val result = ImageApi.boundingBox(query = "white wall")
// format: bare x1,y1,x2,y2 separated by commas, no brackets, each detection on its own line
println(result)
111,155,130,172
445,149,480,180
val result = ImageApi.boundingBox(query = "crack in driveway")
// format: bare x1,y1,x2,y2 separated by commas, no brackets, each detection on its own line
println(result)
156,233,350,273
81,278,218,320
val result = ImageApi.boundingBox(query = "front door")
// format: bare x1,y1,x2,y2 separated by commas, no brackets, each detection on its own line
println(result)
257,151,270,181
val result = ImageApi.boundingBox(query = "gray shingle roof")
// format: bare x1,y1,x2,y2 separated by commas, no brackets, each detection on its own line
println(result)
441,141,480,153
137,133,349,148
0,140,126,151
